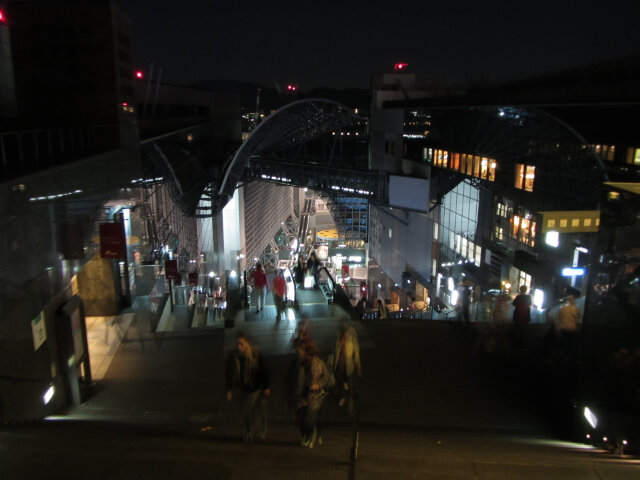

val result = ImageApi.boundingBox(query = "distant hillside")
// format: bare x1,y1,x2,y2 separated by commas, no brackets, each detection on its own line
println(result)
303,87,370,112
189,80,280,112
190,80,370,114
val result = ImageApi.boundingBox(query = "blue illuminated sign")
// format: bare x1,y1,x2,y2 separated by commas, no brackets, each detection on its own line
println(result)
561,267,586,276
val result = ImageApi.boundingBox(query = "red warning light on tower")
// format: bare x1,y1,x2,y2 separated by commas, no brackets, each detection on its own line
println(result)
135,70,144,79
0,10,6,23
287,84,298,91
394,63,409,72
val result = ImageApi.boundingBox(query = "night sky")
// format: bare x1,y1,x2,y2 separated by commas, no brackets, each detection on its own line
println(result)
116,0,639,90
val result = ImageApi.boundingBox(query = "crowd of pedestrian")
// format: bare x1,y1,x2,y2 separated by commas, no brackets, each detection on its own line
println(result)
225,316,362,448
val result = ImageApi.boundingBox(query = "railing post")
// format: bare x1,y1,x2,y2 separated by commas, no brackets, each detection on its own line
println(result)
348,376,360,480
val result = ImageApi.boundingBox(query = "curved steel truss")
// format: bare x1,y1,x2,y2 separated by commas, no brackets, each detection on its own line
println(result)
423,105,608,210
206,99,359,217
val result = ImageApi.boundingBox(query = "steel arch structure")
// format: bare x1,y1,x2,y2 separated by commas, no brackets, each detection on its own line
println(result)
419,105,608,211
197,98,359,217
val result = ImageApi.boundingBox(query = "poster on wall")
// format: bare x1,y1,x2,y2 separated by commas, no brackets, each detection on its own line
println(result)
31,311,47,351
99,222,126,259
165,259,179,280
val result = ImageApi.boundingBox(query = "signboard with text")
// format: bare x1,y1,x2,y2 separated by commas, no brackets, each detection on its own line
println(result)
31,311,46,351
165,260,179,280
99,222,126,259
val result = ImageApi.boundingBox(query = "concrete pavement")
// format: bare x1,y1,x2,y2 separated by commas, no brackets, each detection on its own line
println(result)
2,290,636,479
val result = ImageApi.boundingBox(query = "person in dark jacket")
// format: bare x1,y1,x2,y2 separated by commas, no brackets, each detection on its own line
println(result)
293,256,306,289
512,285,532,350
290,339,330,448
225,332,270,443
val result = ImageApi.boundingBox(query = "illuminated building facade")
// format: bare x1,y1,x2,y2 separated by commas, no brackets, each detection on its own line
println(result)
369,60,640,311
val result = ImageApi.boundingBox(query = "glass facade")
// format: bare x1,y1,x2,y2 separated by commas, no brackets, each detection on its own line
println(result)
437,180,482,267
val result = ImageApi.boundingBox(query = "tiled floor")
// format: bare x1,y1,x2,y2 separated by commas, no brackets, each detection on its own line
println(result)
85,313,134,380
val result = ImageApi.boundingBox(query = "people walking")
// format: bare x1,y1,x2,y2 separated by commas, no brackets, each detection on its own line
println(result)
251,262,269,313
293,256,306,289
225,332,270,443
273,269,287,322
557,294,580,359
376,298,388,319
328,320,361,413
291,339,331,448
512,285,532,351
306,251,320,288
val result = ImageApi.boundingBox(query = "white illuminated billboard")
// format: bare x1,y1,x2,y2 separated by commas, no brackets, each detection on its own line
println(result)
388,175,429,212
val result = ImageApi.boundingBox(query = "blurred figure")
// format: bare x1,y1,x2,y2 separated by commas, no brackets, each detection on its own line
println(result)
291,319,311,348
306,251,320,288
251,262,269,313
557,295,580,359
292,339,331,448
225,332,270,443
293,256,306,289
376,298,388,319
492,292,512,353
355,297,366,319
512,285,532,350
273,269,287,322
460,281,472,324
328,320,361,413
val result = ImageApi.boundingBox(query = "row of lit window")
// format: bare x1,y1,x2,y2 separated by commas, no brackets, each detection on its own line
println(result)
496,203,509,218
511,215,536,247
514,164,535,192
546,217,598,229
426,148,497,181
588,145,640,165
451,233,482,267
589,144,616,162
493,207,537,247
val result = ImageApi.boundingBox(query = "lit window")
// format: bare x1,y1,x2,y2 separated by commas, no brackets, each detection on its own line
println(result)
584,218,592,227
519,217,530,243
495,226,504,241
453,153,460,170
433,222,439,241
530,222,536,247
560,219,568,227
548,219,556,228
546,231,559,247
607,145,615,162
480,158,488,179
475,245,482,266
572,218,580,227
515,164,535,191
515,164,524,189
635,149,640,165
524,166,535,192
388,228,392,239
512,215,521,237
488,161,497,182
473,156,481,177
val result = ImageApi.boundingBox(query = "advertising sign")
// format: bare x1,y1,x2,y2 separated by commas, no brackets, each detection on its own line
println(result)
165,259,179,280
99,222,126,259
31,311,47,351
